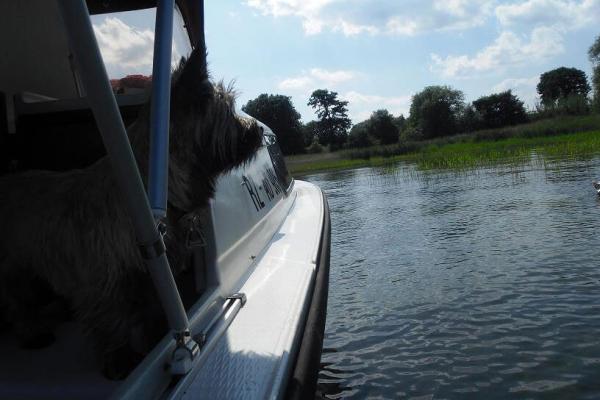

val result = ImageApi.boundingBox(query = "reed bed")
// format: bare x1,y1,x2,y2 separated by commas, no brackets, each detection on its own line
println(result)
288,129,600,175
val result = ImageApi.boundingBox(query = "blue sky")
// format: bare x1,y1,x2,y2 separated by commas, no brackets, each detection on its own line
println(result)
92,0,599,123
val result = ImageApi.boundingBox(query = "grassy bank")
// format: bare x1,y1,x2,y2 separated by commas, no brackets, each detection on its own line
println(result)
409,130,600,170
286,115,600,175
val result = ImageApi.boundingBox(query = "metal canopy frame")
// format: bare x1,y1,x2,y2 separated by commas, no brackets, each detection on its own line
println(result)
57,0,198,375
148,0,173,219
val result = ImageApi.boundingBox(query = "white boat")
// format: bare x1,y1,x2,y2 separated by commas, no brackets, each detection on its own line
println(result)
0,1,330,399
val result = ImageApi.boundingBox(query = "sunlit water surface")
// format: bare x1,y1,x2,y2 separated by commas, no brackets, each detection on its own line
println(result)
306,157,600,399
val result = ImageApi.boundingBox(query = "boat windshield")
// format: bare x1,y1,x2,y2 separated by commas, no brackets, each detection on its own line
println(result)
91,7,192,94
0,2,191,106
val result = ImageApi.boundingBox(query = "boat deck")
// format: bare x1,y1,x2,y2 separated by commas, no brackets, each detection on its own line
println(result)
169,180,325,399
0,322,119,399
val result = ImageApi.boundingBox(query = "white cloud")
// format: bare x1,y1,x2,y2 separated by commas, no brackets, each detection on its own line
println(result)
246,0,333,18
278,68,357,91
278,76,314,90
385,17,420,36
93,17,154,70
93,17,182,77
492,76,540,108
341,91,411,122
310,69,356,85
245,0,493,36
495,0,600,30
246,0,600,41
250,0,598,37
334,20,379,36
492,76,539,92
429,1,597,79
430,26,564,77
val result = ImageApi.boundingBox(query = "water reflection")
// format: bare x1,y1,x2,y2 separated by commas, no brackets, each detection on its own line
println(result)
308,157,600,399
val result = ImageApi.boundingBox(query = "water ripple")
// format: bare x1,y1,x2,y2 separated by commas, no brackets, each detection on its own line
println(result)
310,160,600,399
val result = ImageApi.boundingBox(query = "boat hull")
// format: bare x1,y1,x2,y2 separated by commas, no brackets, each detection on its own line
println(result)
167,180,330,399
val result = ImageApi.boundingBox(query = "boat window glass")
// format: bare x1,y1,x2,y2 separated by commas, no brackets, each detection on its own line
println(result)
91,7,193,94
0,3,192,103
265,134,293,190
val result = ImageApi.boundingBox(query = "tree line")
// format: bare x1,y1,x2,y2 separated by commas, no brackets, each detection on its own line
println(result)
242,35,600,155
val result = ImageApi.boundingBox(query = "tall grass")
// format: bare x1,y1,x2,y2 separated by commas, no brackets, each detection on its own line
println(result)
344,114,600,161
472,114,600,141
407,130,600,170
289,129,600,175
410,140,531,170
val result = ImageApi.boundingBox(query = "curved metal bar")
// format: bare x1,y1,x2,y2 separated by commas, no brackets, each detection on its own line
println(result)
148,0,174,219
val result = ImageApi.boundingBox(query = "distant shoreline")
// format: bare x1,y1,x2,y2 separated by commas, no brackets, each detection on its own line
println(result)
287,115,600,176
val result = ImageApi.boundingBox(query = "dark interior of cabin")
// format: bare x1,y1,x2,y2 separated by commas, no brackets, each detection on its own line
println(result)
0,1,208,397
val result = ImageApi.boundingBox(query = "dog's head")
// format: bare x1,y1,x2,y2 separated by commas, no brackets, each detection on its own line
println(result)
127,45,263,211
169,46,263,180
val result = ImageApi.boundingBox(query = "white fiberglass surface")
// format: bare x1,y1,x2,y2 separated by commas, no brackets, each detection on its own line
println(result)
172,180,324,400
210,145,291,295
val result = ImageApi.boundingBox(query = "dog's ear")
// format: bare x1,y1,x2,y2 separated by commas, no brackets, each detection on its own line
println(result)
171,44,212,111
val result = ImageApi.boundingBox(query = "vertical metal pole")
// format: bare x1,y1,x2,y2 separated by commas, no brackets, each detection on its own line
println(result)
57,0,190,336
148,0,174,219
197,0,205,50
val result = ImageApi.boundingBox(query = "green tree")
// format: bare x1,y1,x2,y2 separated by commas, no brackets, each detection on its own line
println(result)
393,114,406,134
242,94,305,154
593,70,600,112
348,120,372,148
537,67,590,106
367,109,399,144
472,90,527,129
589,35,600,64
458,105,482,133
589,35,600,112
408,86,465,139
301,120,319,147
307,89,352,150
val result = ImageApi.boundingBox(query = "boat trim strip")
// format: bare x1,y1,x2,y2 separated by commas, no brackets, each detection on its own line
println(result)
285,191,331,399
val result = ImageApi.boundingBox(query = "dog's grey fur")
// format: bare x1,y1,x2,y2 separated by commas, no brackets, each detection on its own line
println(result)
0,46,263,379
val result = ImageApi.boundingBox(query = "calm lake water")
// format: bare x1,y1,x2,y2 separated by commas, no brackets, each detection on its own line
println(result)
306,157,600,399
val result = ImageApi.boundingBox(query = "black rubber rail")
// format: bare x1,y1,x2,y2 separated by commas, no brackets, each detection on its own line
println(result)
286,191,331,400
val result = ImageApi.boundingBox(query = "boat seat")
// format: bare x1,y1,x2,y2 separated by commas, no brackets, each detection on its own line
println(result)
13,92,148,171
0,322,120,400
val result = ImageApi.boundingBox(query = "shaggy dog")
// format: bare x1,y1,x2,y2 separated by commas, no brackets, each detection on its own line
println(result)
0,45,263,379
